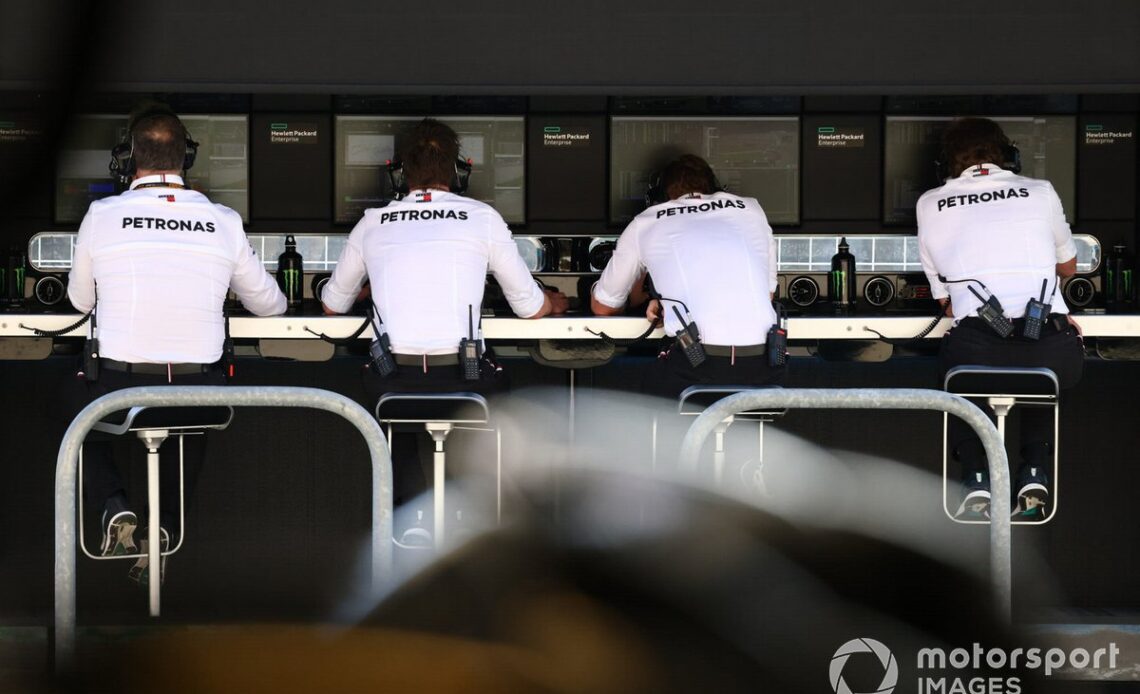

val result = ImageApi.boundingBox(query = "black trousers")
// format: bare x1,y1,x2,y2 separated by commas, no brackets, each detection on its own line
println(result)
939,317,1084,479
62,364,226,534
362,360,507,508
642,346,786,401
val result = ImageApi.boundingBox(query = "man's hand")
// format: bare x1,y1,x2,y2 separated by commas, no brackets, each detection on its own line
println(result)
546,288,569,315
646,299,663,325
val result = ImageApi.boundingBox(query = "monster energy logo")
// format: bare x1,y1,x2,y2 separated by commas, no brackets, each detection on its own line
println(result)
282,268,301,299
1107,269,1133,298
15,266,24,290
831,270,847,292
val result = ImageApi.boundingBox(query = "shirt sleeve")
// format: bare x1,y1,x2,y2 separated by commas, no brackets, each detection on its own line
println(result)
322,223,369,314
228,221,287,316
1047,183,1077,263
67,212,97,313
593,218,645,309
916,202,949,300
486,214,546,318
756,203,777,293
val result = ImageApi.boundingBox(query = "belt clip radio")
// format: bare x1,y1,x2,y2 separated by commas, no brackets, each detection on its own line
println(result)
459,304,481,381
368,308,397,377
82,302,100,382
767,304,788,368
672,306,706,368
1022,278,1053,341
83,336,100,382
968,285,1014,338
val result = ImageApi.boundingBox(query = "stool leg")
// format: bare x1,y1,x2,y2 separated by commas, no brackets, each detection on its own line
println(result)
754,422,769,497
496,427,502,525
713,423,728,486
433,439,445,549
146,444,161,617
425,424,452,550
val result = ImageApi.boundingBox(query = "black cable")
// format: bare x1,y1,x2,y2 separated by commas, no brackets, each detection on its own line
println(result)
583,320,658,346
862,311,946,345
303,316,371,345
19,312,91,338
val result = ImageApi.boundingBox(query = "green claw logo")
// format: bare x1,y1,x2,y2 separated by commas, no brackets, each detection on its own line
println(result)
282,268,301,299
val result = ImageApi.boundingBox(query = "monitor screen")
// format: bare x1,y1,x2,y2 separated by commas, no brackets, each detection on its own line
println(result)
883,115,1076,225
54,114,250,223
609,116,801,225
334,115,526,225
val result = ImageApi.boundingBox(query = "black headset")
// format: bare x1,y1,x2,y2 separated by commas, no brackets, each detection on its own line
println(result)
644,167,725,208
109,106,200,185
934,140,1022,182
385,157,473,199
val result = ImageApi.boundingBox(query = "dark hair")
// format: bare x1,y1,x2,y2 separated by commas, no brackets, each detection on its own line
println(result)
401,118,460,190
130,111,188,173
942,117,1008,178
662,154,718,199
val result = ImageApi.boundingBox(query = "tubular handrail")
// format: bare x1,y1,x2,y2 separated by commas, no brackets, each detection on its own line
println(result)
54,386,393,669
677,387,1012,623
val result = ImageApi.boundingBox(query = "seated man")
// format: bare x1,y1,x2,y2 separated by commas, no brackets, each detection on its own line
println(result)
321,118,566,535
917,117,1083,521
66,104,286,583
592,154,783,399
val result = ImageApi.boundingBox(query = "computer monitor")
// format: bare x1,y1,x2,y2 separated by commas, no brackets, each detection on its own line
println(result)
54,113,250,223
609,116,801,225
883,115,1077,225
334,115,526,225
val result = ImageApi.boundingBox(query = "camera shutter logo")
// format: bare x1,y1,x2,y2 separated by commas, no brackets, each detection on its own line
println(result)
830,638,898,694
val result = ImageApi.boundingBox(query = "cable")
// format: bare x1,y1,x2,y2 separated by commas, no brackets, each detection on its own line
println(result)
19,312,91,338
583,320,658,346
303,316,371,345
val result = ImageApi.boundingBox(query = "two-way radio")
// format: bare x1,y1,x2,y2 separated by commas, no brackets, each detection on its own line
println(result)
82,291,100,381
1022,278,1056,341
937,274,1017,338
965,284,1015,338
459,304,482,381
367,306,397,377
671,306,707,368
767,303,788,368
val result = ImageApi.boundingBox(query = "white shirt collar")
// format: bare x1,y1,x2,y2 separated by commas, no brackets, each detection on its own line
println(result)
957,163,1007,179
130,174,186,189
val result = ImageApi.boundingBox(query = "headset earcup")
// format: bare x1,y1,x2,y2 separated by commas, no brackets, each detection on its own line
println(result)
451,158,472,195
183,136,199,172
386,160,408,198
109,141,134,183
1002,143,1022,174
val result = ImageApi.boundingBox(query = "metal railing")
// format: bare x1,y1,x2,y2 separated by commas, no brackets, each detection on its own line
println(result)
54,386,393,668
678,388,1013,622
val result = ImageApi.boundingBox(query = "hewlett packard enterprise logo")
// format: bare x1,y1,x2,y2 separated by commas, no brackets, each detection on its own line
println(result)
269,122,319,144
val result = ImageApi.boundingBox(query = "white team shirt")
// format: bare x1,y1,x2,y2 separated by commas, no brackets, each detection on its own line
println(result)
68,175,286,363
917,164,1077,323
322,189,546,355
594,191,778,345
